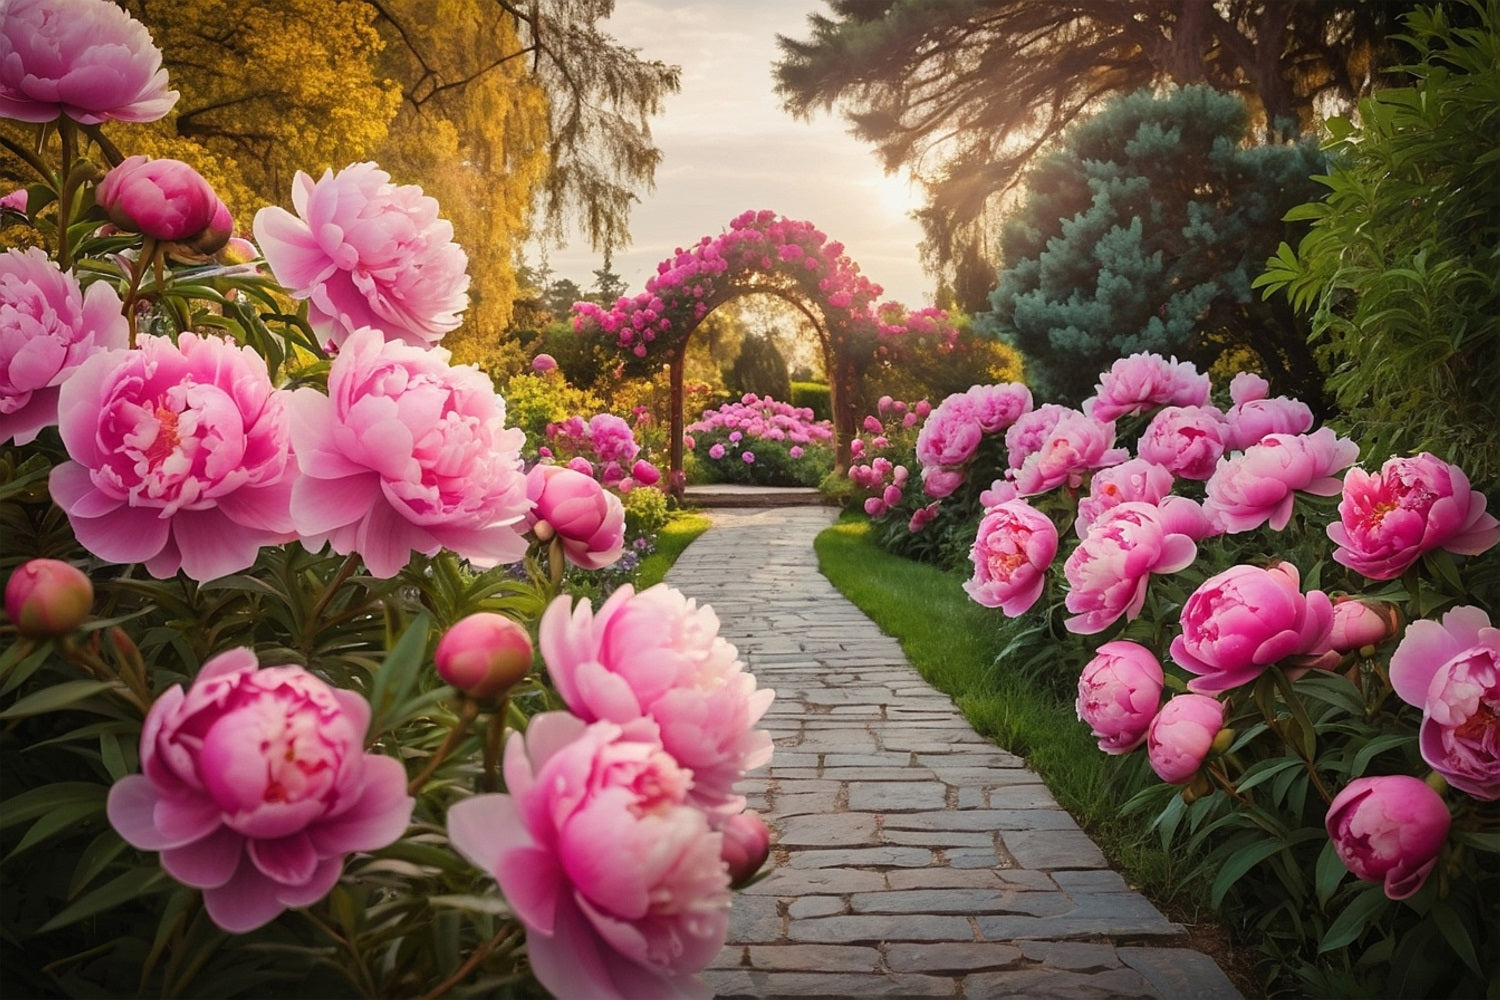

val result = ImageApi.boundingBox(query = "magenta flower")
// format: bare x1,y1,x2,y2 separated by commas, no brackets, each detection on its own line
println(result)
253,163,469,350
1063,501,1201,635
106,648,413,933
1076,459,1175,535
286,327,528,578
539,585,774,819
979,477,1020,510
1170,562,1334,694
1085,352,1210,422
49,334,296,581
708,442,726,460
526,464,625,570
915,393,982,468
1076,641,1165,754
1011,408,1127,496
1389,606,1499,800
95,156,232,253
1325,776,1450,900
908,501,940,533
1136,405,1230,481
586,412,639,464
1146,694,1225,784
0,0,177,125
531,353,558,373
1327,453,1500,580
2,246,128,445
447,713,730,1000
1203,428,1360,534
4,558,93,637
963,499,1058,616
963,382,1033,433
922,465,965,499
1223,372,1313,450
0,189,27,214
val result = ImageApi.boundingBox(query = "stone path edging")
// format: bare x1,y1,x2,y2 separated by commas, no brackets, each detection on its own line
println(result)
665,506,1243,999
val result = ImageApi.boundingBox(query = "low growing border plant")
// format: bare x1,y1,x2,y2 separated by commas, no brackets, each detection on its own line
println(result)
684,392,834,487
0,3,774,997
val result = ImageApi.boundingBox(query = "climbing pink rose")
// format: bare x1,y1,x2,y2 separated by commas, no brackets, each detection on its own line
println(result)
1076,459,1175,535
49,333,296,581
1136,405,1230,481
95,156,232,253
434,612,533,699
1063,501,1202,635
287,327,528,578
1170,562,1334,694
253,163,469,349
963,382,1032,433
1012,409,1127,496
1086,353,1210,422
1223,373,1313,450
0,0,178,125
1076,641,1164,754
540,585,774,819
526,464,625,570
447,713,730,1000
963,499,1058,616
2,246,128,445
1328,454,1500,580
720,811,772,888
1389,606,1499,800
1146,694,1225,784
106,648,413,933
1203,428,1360,533
915,393,982,468
5,558,93,637
1325,776,1450,900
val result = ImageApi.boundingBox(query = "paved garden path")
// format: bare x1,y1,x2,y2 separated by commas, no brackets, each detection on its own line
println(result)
665,505,1244,1000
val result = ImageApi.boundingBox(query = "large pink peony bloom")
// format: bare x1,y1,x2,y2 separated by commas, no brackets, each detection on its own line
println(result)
1076,640,1164,754
1004,403,1070,470
1063,501,1202,635
526,464,625,570
963,381,1032,434
539,584,774,819
253,163,469,349
287,327,529,578
1222,372,1313,451
106,648,413,933
447,713,730,1000
1146,694,1224,784
963,499,1058,615
1136,405,1230,481
1389,606,1499,800
1085,353,1210,422
95,156,232,254
1328,453,1500,580
915,392,982,469
1076,459,1175,536
1170,562,1334,694
0,0,178,125
2,246,128,445
1203,428,1360,534
1011,408,1127,496
1325,775,1450,900
49,333,296,581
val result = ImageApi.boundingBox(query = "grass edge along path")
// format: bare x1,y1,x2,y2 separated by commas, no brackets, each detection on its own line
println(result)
814,514,1263,998
635,510,713,590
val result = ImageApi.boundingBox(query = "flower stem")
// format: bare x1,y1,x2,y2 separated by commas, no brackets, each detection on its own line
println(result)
420,922,521,1000
407,697,482,797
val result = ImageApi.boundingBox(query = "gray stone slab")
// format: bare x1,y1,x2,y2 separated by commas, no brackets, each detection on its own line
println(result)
849,888,1073,917
741,867,889,895
1000,828,1110,869
744,944,883,973
885,941,1025,973
787,895,846,918
961,968,1160,998
847,781,949,812
785,846,935,869
1118,946,1245,999
787,914,975,943
883,809,1078,833
776,812,880,847
705,970,958,997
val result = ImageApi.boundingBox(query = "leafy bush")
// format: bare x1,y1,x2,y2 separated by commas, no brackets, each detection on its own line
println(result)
685,394,834,487
790,380,831,421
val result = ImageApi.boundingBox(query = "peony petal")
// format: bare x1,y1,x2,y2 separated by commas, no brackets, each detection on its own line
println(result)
248,832,318,886
161,825,245,889
274,856,343,908
307,755,412,856
169,509,268,581
1389,617,1468,708
447,793,530,878
199,855,291,933
153,792,224,845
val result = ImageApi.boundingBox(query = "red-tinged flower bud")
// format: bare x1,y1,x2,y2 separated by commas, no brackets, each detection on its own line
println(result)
1329,597,1401,652
720,811,771,888
434,613,533,699
5,558,93,636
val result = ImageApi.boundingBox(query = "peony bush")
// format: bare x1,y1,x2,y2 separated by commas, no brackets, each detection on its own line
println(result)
0,5,772,996
685,392,834,486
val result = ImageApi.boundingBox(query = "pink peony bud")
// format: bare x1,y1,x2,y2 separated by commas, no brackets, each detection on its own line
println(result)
95,156,231,250
1326,775,1449,899
434,613,533,698
1077,641,1165,754
5,558,93,636
720,811,772,888
1146,694,1225,784
526,464,625,570
531,353,558,373
631,460,662,486
1328,598,1401,652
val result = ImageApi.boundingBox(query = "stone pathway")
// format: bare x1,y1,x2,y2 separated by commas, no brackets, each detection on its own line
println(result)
665,506,1244,1000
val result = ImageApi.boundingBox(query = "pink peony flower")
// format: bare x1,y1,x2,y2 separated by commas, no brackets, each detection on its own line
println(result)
526,464,625,570
447,713,730,1000
539,585,774,819
1136,405,1230,481
49,333,296,581
708,443,726,460
1389,606,1499,800
1146,694,1225,784
0,0,178,125
979,477,1020,510
1325,775,1450,899
434,612,533,699
1203,428,1360,533
1004,403,1070,470
106,648,413,933
2,246,129,445
253,163,469,350
720,811,772,888
908,501,940,533
1,188,28,214
1328,454,1500,580
1223,373,1313,450
789,445,804,459
4,558,93,637
863,496,888,517
922,465,965,499
1328,598,1401,652
915,393,982,468
531,353,558,373
963,499,1058,615
631,459,662,486
742,451,755,464
1076,459,1175,535
95,156,232,254
1085,353,1210,422
1170,562,1334,694
1063,501,1201,635
1011,409,1127,496
587,412,639,464
963,382,1033,434
286,327,528,578
1076,641,1165,754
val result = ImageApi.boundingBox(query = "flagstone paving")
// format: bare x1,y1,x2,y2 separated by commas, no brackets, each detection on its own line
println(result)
665,505,1243,1000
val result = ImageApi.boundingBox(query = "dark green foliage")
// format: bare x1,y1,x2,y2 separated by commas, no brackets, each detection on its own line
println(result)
789,381,832,421
1257,0,1500,487
726,334,792,401
975,85,1328,407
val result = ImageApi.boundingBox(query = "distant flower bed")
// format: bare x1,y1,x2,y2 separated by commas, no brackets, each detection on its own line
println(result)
685,393,834,486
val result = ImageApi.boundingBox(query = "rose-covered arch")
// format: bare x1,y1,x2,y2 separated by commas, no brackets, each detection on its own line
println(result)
570,210,957,491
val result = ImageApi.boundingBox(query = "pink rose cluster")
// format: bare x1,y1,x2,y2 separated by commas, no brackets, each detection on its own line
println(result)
448,583,775,998
915,383,1033,500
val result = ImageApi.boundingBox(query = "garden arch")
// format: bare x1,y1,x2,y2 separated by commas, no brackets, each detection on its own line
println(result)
570,210,956,492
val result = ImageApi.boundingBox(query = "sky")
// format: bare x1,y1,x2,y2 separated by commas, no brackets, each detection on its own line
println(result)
533,0,935,308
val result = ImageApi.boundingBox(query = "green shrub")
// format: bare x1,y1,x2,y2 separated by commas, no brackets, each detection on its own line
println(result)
790,381,831,421
501,371,604,448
